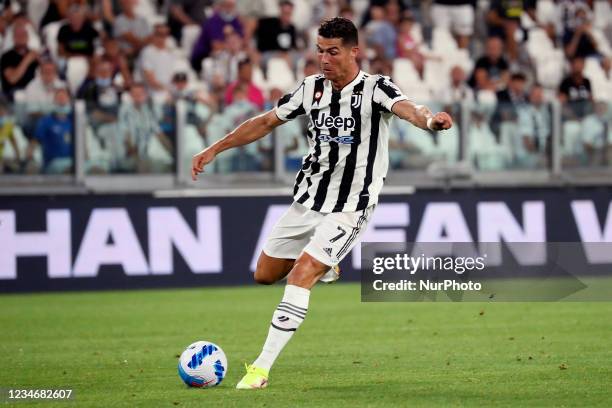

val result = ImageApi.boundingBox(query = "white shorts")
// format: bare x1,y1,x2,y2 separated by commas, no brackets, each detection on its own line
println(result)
431,4,474,36
263,202,376,267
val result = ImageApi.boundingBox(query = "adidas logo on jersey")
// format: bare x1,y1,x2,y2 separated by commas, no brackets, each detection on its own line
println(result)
323,247,333,257
314,113,355,131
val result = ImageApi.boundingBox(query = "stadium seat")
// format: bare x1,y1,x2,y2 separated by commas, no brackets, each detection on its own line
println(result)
593,0,612,31
591,28,612,58
392,58,419,90
28,0,48,29
468,121,512,171
181,25,201,59
431,27,458,54
536,0,559,26
266,57,296,93
66,57,89,95
562,121,586,158
252,65,268,94
526,28,555,61
534,52,565,90
42,21,63,62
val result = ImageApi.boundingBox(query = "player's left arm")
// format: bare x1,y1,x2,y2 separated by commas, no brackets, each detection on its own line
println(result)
391,100,453,131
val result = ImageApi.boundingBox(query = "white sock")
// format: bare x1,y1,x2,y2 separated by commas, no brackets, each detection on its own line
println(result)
252,284,310,371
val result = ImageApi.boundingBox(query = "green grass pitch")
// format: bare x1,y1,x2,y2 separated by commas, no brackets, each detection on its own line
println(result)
1,283,611,407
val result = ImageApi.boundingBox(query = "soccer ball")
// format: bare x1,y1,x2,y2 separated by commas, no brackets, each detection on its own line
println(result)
178,341,228,388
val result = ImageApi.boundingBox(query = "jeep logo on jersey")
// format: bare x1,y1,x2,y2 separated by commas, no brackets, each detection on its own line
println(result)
314,113,355,131
318,134,354,144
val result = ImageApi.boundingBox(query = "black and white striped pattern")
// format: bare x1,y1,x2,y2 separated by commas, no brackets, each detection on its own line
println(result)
271,301,308,332
276,71,408,213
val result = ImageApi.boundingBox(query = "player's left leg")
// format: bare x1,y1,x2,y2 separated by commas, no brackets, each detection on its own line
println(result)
237,205,376,389
236,252,328,390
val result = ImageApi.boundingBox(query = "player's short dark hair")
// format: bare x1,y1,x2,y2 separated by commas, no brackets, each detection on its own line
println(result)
318,17,358,47
510,72,526,81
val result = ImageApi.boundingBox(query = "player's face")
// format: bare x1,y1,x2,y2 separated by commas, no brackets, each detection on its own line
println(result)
316,36,358,82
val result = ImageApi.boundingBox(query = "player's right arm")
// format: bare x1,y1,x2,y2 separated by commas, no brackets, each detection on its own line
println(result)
191,109,284,180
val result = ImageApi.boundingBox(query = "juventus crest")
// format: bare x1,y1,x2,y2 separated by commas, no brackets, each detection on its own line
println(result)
351,93,362,108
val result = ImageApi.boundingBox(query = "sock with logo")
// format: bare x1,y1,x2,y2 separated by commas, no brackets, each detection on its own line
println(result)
252,284,310,371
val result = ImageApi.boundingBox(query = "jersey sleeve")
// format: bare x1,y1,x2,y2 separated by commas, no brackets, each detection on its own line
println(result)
275,80,306,121
372,76,408,112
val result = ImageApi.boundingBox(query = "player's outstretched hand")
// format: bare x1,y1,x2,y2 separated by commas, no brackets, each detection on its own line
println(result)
191,148,216,180
431,112,453,131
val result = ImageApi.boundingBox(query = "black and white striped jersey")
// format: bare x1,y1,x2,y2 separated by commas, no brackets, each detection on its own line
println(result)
275,70,408,213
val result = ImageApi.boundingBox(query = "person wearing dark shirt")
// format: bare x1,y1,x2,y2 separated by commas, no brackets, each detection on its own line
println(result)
77,58,121,131
491,72,527,137
559,57,593,119
487,0,537,62
0,23,39,100
191,0,243,72
256,0,297,53
470,36,510,92
563,8,600,59
57,5,99,58
28,88,74,174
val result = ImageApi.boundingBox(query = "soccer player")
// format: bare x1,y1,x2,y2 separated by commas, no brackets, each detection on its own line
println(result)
191,17,453,389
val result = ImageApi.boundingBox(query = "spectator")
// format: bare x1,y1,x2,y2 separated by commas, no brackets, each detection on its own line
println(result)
563,7,600,59
487,0,537,62
28,87,74,174
168,0,213,41
1,23,38,100
224,57,265,110
20,59,66,141
364,6,397,60
22,60,66,111
582,101,611,165
255,0,297,53
368,56,392,76
221,83,262,171
470,36,510,93
559,57,593,119
303,58,319,76
139,23,176,95
114,0,152,57
169,71,212,106
78,58,121,114
116,83,173,172
101,38,133,89
517,84,551,167
57,5,99,58
557,0,592,34
168,71,213,136
436,65,474,110
494,72,528,123
2,13,42,53
396,15,423,60
201,30,247,97
0,103,21,173
191,0,243,72
431,0,475,49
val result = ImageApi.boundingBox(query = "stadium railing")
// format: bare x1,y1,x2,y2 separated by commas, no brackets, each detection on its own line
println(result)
1,98,611,194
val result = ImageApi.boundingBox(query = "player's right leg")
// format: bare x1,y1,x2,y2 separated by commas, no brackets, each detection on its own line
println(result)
254,251,294,285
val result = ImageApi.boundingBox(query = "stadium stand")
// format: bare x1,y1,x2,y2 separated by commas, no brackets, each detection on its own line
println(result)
0,0,610,189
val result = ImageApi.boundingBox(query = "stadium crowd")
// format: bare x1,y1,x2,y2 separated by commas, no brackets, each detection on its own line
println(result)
0,0,610,175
